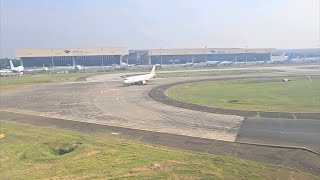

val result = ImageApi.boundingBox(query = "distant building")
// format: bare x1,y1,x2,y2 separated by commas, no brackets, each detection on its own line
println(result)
15,47,275,67
15,48,127,67
130,48,275,65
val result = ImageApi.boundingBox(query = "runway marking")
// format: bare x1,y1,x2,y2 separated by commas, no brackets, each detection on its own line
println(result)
103,82,121,102
115,93,120,101
127,89,144,91
102,82,119,93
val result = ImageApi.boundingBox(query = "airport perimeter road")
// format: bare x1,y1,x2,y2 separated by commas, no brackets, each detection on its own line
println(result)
1,65,320,147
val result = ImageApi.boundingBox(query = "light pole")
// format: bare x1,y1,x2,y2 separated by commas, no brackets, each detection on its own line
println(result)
101,48,104,67
160,48,162,68
51,48,54,73
245,45,248,64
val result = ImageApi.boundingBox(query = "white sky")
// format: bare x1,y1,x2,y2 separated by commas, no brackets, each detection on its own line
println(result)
1,0,319,58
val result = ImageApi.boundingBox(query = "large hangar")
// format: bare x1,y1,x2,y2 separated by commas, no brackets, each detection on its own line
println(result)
130,48,275,65
16,48,127,67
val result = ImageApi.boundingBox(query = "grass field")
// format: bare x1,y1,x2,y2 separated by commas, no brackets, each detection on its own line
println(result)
0,121,317,179
0,72,103,92
168,77,320,113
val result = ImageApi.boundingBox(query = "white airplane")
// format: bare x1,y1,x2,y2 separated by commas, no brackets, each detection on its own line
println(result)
184,58,195,67
121,61,135,67
205,61,220,66
42,64,49,71
75,65,84,70
184,62,194,67
219,61,234,66
305,57,320,63
269,53,289,64
233,61,246,65
26,64,49,72
123,65,156,85
10,60,24,73
255,61,267,65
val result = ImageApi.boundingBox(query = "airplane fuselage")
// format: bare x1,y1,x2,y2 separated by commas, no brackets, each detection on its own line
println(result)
123,65,156,85
12,66,24,73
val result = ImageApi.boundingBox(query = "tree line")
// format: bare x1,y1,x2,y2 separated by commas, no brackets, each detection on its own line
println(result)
0,58,21,69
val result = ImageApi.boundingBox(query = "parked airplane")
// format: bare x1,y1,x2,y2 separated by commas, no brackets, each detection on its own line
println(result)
269,53,289,64
233,61,246,65
27,64,49,72
205,61,220,66
112,61,134,70
256,61,267,65
123,65,156,85
219,61,234,66
121,61,135,67
75,65,84,70
42,64,49,71
305,57,320,63
10,60,24,74
184,59,194,67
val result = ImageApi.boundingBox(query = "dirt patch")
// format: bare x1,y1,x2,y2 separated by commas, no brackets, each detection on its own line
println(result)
45,142,82,155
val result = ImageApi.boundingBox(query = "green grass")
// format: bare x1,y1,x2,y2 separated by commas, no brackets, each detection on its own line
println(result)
0,72,103,92
0,121,317,179
168,77,320,113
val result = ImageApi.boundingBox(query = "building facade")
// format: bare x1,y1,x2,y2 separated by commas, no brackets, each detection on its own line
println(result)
16,48,127,67
130,48,275,65
16,47,275,67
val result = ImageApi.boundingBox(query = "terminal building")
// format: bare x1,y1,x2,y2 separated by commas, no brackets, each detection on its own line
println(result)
129,48,275,65
16,47,275,67
15,48,127,67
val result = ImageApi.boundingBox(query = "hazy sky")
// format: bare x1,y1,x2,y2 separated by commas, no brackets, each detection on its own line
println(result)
1,0,319,58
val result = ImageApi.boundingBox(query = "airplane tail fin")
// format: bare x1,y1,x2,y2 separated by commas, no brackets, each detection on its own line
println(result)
9,60,15,70
150,65,156,77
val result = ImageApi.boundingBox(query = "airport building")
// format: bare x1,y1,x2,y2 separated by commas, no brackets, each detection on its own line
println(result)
129,48,275,65
15,48,127,67
16,47,275,67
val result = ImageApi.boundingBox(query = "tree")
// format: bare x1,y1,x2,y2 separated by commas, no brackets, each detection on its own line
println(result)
0,58,20,69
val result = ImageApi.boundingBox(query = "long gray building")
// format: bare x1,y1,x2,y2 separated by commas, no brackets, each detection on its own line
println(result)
16,48,127,67
129,48,275,65
16,47,275,67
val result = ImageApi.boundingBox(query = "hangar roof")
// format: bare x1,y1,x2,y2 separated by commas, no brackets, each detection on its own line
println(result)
147,48,275,56
16,48,127,58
